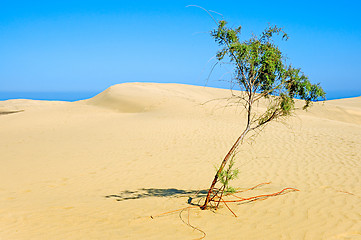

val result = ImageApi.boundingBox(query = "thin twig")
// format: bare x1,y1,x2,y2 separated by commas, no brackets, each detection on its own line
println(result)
186,5,218,25
179,207,207,240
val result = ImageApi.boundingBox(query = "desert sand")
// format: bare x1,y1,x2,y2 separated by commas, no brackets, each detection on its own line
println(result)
0,82,360,239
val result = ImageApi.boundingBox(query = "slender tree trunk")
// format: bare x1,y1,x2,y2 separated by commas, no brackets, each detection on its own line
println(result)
200,128,249,210
200,93,253,210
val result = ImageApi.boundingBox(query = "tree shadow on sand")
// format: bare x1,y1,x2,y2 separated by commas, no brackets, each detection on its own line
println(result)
105,183,299,210
105,188,208,202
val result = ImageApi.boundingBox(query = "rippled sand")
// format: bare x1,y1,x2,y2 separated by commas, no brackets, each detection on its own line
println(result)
1,83,360,239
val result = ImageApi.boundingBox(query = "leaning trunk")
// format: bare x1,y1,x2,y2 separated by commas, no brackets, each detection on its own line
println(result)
201,93,253,210
200,128,249,210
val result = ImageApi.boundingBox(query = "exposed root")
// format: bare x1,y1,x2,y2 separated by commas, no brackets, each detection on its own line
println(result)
150,182,299,239
219,187,299,203
218,197,237,217
150,206,198,219
150,206,206,239
201,182,299,216
233,182,271,193
179,207,206,240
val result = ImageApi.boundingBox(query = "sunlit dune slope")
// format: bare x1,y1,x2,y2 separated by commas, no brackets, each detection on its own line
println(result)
0,82,360,240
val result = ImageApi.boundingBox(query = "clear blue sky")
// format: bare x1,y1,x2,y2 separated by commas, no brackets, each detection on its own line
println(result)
0,0,360,100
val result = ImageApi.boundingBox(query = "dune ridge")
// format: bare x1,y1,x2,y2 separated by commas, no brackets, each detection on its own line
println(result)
0,82,360,239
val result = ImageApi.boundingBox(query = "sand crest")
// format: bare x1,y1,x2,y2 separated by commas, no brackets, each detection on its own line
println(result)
1,83,360,239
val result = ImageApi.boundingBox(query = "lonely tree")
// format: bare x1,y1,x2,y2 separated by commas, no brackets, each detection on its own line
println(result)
200,20,325,210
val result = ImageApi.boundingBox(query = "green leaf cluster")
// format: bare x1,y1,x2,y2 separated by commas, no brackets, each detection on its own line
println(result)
216,154,239,193
211,20,325,119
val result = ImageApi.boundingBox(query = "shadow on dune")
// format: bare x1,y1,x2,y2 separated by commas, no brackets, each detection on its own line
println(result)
105,188,208,202
0,110,24,115
105,185,299,208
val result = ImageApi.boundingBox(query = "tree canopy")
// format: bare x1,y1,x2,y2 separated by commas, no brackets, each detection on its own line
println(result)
212,20,325,128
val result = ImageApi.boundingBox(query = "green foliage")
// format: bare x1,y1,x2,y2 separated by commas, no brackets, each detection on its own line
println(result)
211,20,325,125
216,154,239,193
280,94,293,115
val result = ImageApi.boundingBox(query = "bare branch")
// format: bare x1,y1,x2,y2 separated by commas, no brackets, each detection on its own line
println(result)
205,61,220,86
186,5,218,25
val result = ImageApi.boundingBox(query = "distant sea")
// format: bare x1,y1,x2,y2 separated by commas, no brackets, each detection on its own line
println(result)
0,89,360,102
323,90,361,100
0,91,99,102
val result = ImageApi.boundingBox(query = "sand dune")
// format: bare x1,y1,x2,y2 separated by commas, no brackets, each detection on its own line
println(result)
1,83,360,239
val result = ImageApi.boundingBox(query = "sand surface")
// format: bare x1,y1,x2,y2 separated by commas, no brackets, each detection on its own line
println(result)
1,82,360,239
